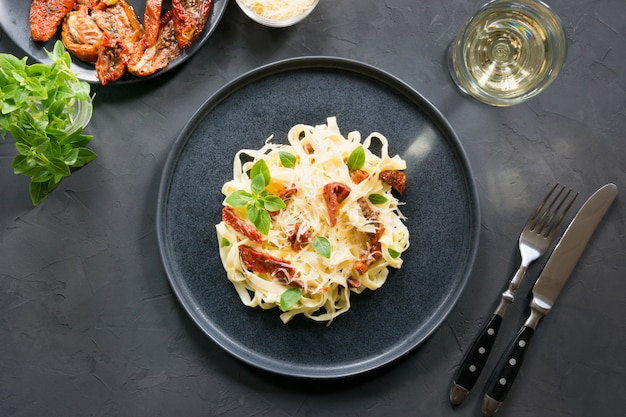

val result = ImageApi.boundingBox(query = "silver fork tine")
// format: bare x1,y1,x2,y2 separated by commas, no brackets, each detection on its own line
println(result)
450,183,578,405
530,184,576,238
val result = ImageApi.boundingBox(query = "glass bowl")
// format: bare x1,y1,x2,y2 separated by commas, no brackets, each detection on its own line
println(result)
234,0,319,27
66,97,93,133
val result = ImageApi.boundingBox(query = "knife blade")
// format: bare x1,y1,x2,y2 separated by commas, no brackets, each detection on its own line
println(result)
481,183,618,417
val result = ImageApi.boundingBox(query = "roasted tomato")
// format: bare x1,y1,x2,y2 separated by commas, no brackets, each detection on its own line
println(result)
61,11,103,63
30,0,76,42
141,0,165,49
75,0,98,12
221,206,263,244
238,245,295,281
323,182,351,227
379,170,406,195
91,0,144,83
171,0,212,49
128,11,183,77
95,33,127,85
91,0,143,48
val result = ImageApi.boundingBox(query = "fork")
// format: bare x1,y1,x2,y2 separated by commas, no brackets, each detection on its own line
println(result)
449,184,577,405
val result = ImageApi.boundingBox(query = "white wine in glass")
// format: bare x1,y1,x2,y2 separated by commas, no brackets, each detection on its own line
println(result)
449,0,566,106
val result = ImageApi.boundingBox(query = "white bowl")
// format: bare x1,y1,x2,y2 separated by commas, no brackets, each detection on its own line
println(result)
234,0,319,27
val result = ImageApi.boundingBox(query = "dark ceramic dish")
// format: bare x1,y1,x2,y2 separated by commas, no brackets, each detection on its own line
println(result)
156,57,480,378
0,0,228,83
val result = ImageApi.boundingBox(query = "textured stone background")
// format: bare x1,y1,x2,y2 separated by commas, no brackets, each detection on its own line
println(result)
1,1,624,416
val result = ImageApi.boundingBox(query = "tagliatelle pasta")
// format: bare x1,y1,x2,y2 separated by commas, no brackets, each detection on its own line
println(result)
216,117,410,324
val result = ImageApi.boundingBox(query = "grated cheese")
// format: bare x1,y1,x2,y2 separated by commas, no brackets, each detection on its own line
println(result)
241,0,317,22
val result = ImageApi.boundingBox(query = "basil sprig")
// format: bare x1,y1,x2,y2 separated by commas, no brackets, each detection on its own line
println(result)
0,41,95,205
225,159,286,235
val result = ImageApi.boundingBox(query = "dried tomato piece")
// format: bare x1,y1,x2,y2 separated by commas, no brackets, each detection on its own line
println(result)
61,10,103,63
288,223,312,251
276,186,297,200
128,12,182,77
350,169,369,184
238,245,295,281
323,182,351,227
354,198,385,274
347,277,362,288
95,33,127,85
379,170,406,195
222,206,263,244
172,0,212,49
30,0,75,42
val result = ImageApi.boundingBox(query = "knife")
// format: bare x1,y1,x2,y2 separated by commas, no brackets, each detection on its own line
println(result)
481,183,618,417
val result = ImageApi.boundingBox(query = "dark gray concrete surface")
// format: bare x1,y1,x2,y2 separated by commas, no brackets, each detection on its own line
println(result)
1,1,624,416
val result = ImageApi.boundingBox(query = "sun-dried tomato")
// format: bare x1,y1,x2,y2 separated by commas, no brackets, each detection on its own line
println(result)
380,170,406,195
323,182,351,227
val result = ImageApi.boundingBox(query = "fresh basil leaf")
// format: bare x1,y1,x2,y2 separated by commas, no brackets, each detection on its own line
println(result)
29,181,48,206
347,145,365,171
14,142,30,156
250,173,267,195
263,195,286,212
11,154,34,174
279,151,296,168
313,236,331,258
388,248,401,259
225,190,253,207
250,159,270,187
31,170,53,183
63,148,79,166
47,158,71,177
280,288,302,312
246,203,261,223
253,209,271,235
220,237,231,248
368,194,388,205
73,148,96,166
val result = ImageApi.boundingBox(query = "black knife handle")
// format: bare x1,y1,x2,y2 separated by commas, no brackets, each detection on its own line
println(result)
481,325,535,416
450,314,503,404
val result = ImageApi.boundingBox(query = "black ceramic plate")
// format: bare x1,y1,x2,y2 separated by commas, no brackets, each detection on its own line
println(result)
157,57,480,378
0,0,228,83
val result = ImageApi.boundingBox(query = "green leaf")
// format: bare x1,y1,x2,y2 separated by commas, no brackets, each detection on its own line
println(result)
63,148,79,165
250,159,270,187
279,151,296,168
11,154,35,174
14,142,30,156
73,147,96,167
250,173,267,195
225,190,253,207
347,145,365,171
253,209,271,236
47,158,71,177
29,181,47,205
368,194,388,205
0,54,27,73
29,177,58,205
280,288,302,312
51,39,66,61
220,237,231,248
31,169,53,183
246,203,261,223
313,236,331,258
388,248,401,259
262,195,286,212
